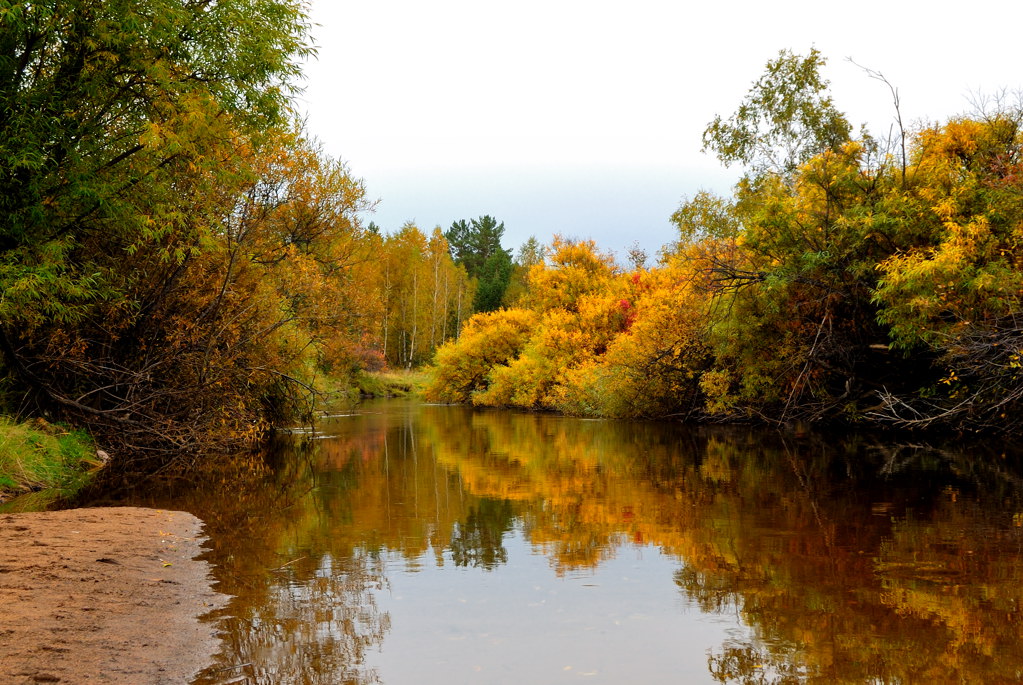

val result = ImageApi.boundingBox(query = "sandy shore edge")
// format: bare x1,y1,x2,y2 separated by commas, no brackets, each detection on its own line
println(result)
0,506,228,684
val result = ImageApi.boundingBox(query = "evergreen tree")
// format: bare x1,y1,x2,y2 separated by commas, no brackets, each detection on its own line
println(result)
445,215,513,311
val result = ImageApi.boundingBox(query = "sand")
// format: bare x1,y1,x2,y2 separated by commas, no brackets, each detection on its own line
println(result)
0,507,227,684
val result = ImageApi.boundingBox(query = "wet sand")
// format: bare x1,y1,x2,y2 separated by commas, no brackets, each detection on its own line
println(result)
0,507,227,684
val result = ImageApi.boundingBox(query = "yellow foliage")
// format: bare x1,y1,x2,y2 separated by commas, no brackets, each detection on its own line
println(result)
428,236,713,418
522,236,618,313
425,308,539,403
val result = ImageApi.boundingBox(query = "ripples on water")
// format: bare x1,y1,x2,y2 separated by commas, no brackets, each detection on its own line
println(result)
94,399,1023,684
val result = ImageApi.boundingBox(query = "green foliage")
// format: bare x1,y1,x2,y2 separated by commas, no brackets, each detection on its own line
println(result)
0,0,470,463
667,190,741,249
0,0,311,329
354,369,430,399
867,114,1023,430
0,417,97,505
874,115,1023,349
445,215,510,277
501,236,547,307
445,215,513,312
702,48,852,178
473,248,513,312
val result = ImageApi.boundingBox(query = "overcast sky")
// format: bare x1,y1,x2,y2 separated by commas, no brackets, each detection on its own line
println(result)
296,0,1022,260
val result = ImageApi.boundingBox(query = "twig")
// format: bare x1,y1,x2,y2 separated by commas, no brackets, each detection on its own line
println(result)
270,556,307,572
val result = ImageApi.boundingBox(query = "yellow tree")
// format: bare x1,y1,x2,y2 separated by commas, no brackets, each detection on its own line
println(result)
872,112,1023,431
429,235,713,417
557,262,712,418
473,238,620,409
378,223,472,369
425,308,540,403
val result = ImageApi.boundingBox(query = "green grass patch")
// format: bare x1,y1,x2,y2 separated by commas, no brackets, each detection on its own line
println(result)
355,368,430,398
0,417,100,509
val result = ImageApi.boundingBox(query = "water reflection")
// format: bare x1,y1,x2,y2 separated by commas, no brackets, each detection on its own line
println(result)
92,401,1023,683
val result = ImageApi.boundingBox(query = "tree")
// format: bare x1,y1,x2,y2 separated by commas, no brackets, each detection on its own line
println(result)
870,111,1023,432
0,1,319,461
376,223,472,369
445,215,509,276
522,236,618,314
683,50,904,423
425,308,539,403
4,126,377,461
702,48,852,179
501,236,546,307
473,249,513,312
444,215,513,311
0,0,311,328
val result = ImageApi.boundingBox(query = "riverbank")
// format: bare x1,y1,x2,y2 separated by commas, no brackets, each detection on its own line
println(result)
0,506,227,684
353,368,430,399
0,417,99,510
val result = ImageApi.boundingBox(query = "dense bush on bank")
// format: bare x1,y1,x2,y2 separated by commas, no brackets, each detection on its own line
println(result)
428,52,1023,435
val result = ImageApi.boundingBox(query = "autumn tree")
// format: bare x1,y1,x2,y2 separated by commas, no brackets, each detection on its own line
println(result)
0,1,358,463
0,0,310,332
679,49,917,423
702,47,852,179
4,123,378,462
870,110,1023,431
431,49,1023,436
425,308,540,403
377,223,472,370
687,51,1023,431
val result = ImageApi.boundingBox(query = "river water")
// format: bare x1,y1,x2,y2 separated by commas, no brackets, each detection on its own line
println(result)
97,399,1023,683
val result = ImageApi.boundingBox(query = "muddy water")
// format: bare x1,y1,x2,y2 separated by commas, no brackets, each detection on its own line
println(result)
98,400,1023,683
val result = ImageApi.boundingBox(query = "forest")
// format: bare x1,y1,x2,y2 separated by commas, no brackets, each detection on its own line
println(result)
2,1,1022,478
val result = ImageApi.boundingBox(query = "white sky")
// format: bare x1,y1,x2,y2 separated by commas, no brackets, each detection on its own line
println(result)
297,0,1022,259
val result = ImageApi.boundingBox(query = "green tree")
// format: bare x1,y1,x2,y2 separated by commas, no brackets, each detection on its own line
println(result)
684,50,899,423
473,249,513,312
445,215,508,276
0,0,310,327
445,215,513,311
702,48,852,179
501,236,546,307
870,112,1023,432
0,0,314,460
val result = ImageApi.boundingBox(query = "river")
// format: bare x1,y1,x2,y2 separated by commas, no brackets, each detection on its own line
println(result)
94,399,1023,684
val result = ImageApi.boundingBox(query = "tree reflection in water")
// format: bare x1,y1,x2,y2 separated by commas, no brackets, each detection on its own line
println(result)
95,401,1023,684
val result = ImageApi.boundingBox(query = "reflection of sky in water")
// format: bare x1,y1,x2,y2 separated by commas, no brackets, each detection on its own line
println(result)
366,528,742,684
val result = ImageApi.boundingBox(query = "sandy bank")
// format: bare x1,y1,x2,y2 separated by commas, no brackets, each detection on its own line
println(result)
0,507,227,684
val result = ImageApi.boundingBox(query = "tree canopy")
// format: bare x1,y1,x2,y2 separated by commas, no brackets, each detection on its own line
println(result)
444,215,513,312
0,1,443,463
702,48,852,178
428,51,1023,435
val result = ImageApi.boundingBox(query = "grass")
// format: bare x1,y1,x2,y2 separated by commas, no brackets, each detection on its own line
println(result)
354,368,431,398
0,416,100,510
313,368,431,415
